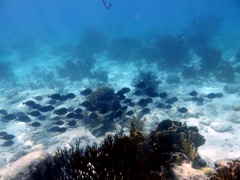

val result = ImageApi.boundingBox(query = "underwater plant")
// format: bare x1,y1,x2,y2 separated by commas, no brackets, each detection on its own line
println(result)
57,56,95,81
72,27,107,58
154,35,190,68
48,119,205,179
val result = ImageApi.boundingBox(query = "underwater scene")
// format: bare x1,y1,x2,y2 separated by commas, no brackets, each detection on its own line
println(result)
0,0,240,179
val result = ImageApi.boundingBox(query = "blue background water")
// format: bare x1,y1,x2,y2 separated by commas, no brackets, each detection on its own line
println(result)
0,0,239,43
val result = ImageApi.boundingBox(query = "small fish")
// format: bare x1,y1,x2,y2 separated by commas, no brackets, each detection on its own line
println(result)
178,107,188,113
156,103,165,109
80,101,92,108
59,95,68,101
140,108,150,115
1,140,14,147
54,108,68,116
164,104,172,109
34,96,43,101
38,115,47,121
89,112,98,120
39,105,55,112
116,87,131,96
55,120,64,125
216,93,223,98
166,97,178,104
2,134,15,140
206,93,216,99
81,88,92,96
58,127,67,133
18,115,31,123
133,90,143,96
47,99,57,105
74,108,83,114
49,126,60,132
0,109,8,116
67,120,77,126
4,114,16,120
135,81,146,88
189,91,198,96
0,131,8,137
159,92,168,98
29,111,41,117
23,100,36,107
48,93,61,100
66,93,76,99
31,122,41,127
125,110,134,116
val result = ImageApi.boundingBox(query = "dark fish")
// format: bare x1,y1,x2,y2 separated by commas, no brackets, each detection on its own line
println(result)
0,131,7,137
135,81,146,88
74,108,83,114
138,98,152,108
189,91,198,96
58,127,67,133
166,97,178,104
52,116,61,121
48,93,61,100
0,109,8,116
164,104,172,109
118,95,126,101
2,140,14,147
31,122,41,127
29,111,41,117
4,114,16,120
59,95,68,101
49,126,60,132
112,101,122,111
31,104,41,109
67,120,77,126
89,112,98,120
80,101,92,108
145,87,158,97
123,98,132,104
140,108,150,115
117,87,131,96
39,105,55,112
87,106,97,111
73,113,84,119
2,134,15,140
34,96,43,101
55,120,64,125
54,108,68,115
121,106,128,111
18,115,31,123
133,90,143,96
206,93,216,99
38,115,47,121
66,93,76,99
67,106,75,112
196,97,204,103
159,92,168,98
23,100,36,107
81,88,92,96
128,102,135,107
178,107,188,113
47,99,57,105
156,103,165,109
216,93,223,98
125,110,134,116
66,112,75,119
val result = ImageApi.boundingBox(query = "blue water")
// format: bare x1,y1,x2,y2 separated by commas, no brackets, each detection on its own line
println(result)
0,0,239,42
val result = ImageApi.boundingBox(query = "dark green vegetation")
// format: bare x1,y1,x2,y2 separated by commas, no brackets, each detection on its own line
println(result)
32,120,205,179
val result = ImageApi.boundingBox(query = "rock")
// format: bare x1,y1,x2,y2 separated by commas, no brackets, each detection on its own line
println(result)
2,151,53,180
223,84,239,94
210,122,232,133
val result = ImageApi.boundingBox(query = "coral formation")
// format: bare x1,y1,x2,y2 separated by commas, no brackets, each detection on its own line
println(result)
154,35,190,68
48,119,205,179
210,159,240,180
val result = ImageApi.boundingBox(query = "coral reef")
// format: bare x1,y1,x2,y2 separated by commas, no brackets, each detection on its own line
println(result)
210,158,240,180
49,119,205,179
214,63,236,83
132,70,161,91
72,27,107,58
107,36,141,62
154,35,190,68
57,56,95,81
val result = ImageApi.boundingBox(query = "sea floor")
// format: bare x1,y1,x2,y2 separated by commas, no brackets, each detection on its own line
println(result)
0,52,240,177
